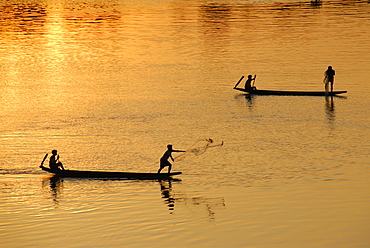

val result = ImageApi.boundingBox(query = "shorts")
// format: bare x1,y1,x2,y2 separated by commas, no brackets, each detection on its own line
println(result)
160,160,171,168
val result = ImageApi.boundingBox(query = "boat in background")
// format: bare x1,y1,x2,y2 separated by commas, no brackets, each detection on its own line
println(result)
234,87,347,96
233,76,347,96
40,165,182,180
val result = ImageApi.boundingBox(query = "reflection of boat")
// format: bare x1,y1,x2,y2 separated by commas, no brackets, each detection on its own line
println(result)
40,165,181,180
234,87,347,96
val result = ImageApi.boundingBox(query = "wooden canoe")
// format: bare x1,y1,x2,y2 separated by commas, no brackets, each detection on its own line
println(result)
40,165,181,180
234,87,347,96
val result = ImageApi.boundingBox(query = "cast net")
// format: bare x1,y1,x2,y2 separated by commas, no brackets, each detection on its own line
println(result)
174,138,223,162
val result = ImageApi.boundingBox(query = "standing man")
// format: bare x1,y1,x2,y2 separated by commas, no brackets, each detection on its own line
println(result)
158,145,185,174
324,66,336,93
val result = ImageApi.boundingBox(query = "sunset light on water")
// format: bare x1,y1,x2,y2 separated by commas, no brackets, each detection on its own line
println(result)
1,0,370,247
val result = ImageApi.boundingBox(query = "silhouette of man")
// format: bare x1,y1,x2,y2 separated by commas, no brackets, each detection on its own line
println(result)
158,145,185,173
244,75,257,91
49,150,65,171
324,66,335,93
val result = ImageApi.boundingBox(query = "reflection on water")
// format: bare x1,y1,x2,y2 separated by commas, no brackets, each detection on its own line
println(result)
0,3,47,34
310,0,322,8
325,96,342,132
159,180,176,213
176,195,226,221
243,94,255,109
1,0,370,246
42,176,63,205
159,179,225,218
235,93,256,109
41,176,225,219
325,96,335,115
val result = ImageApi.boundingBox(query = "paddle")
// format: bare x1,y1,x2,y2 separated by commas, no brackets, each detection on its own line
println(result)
252,75,257,87
233,76,244,89
39,153,48,168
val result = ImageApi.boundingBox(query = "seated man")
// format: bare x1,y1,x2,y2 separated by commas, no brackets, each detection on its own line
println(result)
49,150,65,171
244,75,257,91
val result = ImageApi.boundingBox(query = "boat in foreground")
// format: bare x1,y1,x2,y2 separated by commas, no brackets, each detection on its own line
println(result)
40,165,182,180
234,87,347,96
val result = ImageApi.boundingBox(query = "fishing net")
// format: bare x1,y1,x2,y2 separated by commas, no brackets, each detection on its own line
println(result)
174,138,223,162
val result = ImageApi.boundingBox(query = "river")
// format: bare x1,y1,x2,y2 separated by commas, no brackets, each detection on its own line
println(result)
1,0,369,247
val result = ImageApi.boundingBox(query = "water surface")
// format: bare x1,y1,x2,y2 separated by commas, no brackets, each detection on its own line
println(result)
1,0,370,247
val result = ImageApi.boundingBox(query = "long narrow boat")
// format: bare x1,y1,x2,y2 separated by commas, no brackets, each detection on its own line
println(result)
234,87,347,96
40,165,181,180
233,76,347,96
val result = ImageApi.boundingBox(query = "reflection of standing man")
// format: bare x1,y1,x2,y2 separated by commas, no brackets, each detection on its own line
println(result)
324,66,335,93
160,180,175,212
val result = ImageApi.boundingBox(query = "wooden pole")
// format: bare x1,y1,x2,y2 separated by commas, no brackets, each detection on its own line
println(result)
233,76,244,89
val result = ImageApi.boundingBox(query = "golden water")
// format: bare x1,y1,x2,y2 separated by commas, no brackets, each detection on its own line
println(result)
1,0,370,247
